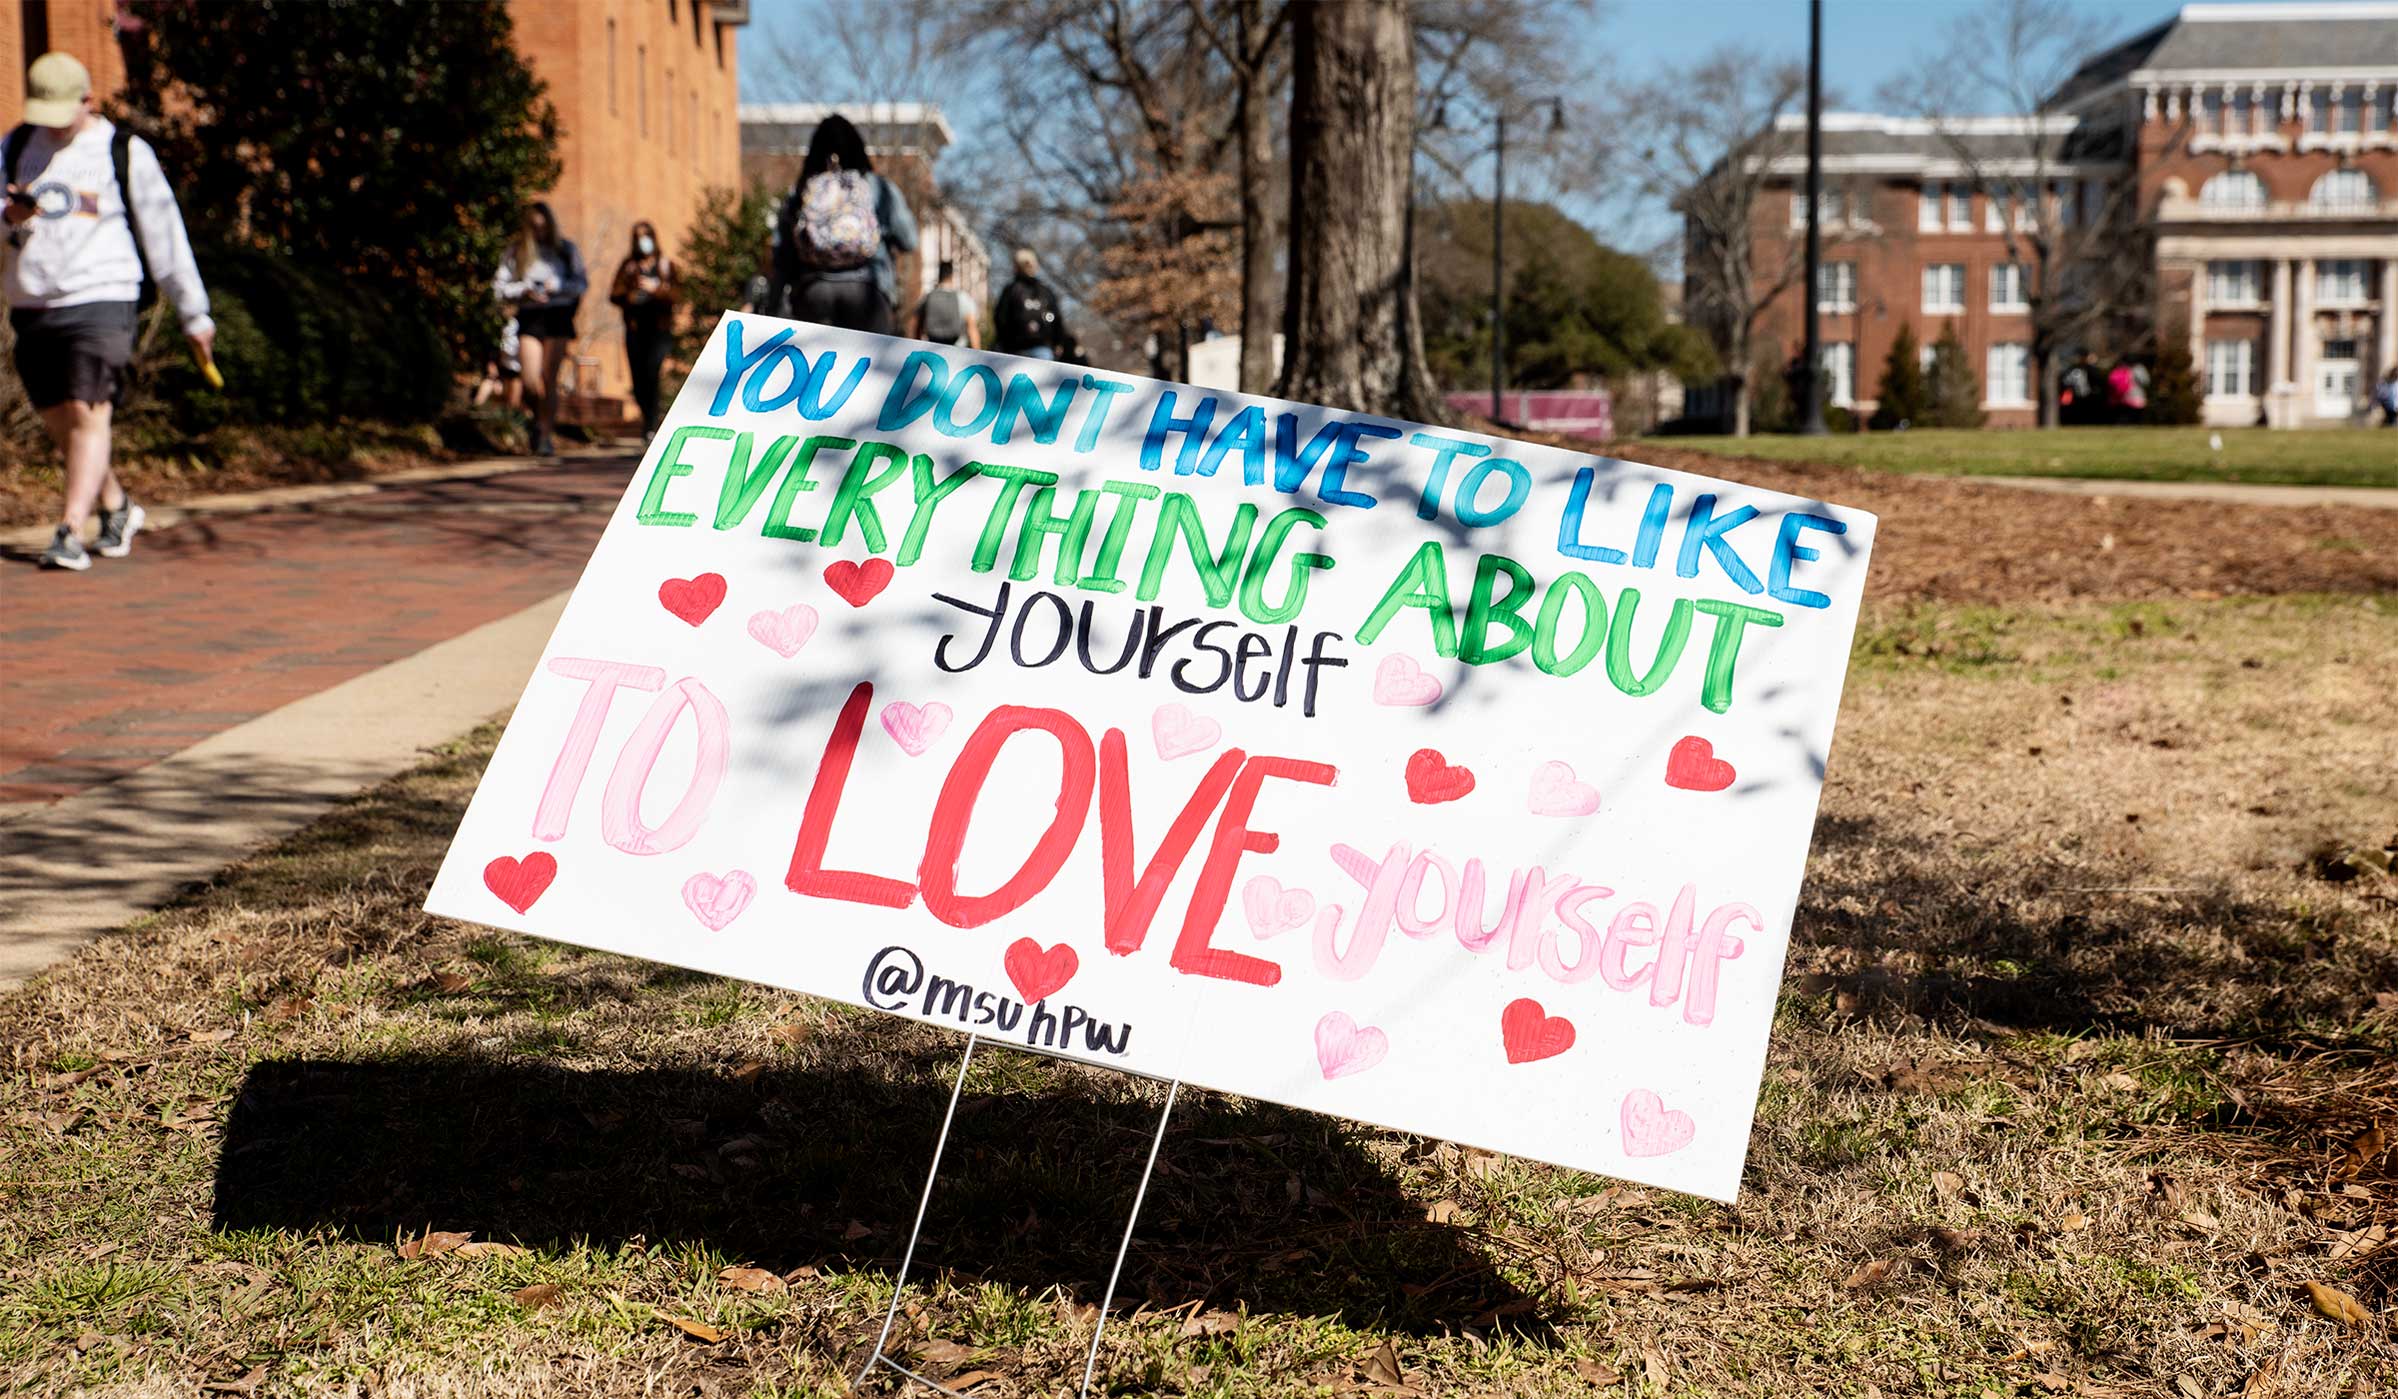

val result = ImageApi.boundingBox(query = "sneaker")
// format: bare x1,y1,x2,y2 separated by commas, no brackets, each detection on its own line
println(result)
39,525,91,571
96,500,146,558
530,424,555,457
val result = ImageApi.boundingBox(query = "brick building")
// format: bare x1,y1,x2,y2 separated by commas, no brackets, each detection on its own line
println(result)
506,0,744,418
8,0,745,421
1692,2,2398,429
741,102,992,326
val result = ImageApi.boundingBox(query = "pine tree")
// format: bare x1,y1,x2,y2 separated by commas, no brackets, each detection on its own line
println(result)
2147,323,2204,424
1870,323,1930,429
1926,321,1985,428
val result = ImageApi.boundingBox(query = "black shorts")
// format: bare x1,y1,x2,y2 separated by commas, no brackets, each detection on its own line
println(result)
10,301,138,410
516,304,577,342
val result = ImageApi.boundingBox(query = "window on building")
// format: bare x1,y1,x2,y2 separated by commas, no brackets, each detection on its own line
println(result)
2199,170,2267,210
2205,259,2261,304
2081,178,2107,226
1984,189,2003,232
607,20,618,116
638,46,649,137
1923,263,1966,313
2198,91,2225,134
1920,180,1944,232
1987,343,2031,404
1991,262,2027,311
666,70,676,153
1790,188,1854,229
2309,169,2377,211
1946,186,1972,230
2205,338,2256,397
1816,261,1856,311
2317,259,2369,304
1825,343,1855,407
1919,343,1938,373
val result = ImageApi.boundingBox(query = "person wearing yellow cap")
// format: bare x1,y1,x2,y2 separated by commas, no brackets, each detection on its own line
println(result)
5,51,214,571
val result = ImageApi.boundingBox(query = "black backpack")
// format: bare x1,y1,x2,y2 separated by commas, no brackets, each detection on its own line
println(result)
4,122,155,310
1002,277,1055,353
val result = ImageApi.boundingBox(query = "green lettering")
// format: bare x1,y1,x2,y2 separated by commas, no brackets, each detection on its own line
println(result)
713,433,799,530
1138,492,1255,608
763,435,854,542
1355,541,1458,657
819,441,913,552
1693,598,1784,713
1458,553,1536,665
1532,572,1607,676
1237,507,1334,625
1605,588,1694,697
1009,486,1102,584
897,456,983,565
638,425,731,526
1077,480,1161,594
967,462,1059,573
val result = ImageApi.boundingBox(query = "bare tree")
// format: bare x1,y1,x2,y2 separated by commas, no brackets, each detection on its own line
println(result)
1186,0,1291,393
1892,0,2165,427
1277,0,1445,420
1623,46,1809,436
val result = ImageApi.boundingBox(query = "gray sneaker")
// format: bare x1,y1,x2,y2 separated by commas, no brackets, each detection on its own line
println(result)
40,525,91,571
96,500,146,558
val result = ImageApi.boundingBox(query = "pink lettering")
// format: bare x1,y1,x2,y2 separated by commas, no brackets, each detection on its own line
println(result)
534,658,666,840
600,677,730,855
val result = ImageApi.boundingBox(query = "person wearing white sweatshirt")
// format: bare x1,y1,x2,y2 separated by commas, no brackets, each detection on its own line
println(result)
4,52,213,571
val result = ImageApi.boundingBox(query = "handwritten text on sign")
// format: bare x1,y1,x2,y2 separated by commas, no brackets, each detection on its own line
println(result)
428,316,1877,1200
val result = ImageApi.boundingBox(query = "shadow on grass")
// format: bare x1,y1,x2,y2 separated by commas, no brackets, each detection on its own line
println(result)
211,1055,1545,1338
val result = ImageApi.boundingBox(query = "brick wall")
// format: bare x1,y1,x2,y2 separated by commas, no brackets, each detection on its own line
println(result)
6,0,131,119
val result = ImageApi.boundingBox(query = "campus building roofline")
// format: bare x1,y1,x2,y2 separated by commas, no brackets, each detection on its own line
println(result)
738,102,959,150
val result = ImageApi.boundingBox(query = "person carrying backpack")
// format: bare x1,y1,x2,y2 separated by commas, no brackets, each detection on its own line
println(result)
912,259,979,349
4,51,213,572
767,114,917,334
994,248,1065,360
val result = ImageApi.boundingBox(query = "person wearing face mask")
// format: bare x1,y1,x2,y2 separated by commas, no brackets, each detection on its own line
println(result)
609,220,679,440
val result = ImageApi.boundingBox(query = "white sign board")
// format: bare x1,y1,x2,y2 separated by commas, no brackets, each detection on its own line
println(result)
428,316,1876,1201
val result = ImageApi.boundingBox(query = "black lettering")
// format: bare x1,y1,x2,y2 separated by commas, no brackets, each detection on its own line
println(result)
932,585,1009,672
1074,599,1143,675
1170,619,1236,695
1232,630,1274,702
1009,588,1074,667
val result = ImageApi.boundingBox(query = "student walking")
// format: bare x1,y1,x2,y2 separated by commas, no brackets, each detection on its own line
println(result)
2374,367,2397,427
609,219,678,439
495,201,586,456
4,52,213,572
912,259,978,349
993,249,1064,360
768,114,917,334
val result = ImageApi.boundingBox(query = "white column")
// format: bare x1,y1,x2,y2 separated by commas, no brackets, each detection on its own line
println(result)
2187,263,2206,370
2294,257,2317,419
2268,258,2292,426
2380,258,2398,381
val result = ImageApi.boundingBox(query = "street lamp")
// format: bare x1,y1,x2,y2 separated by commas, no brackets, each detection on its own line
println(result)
1429,95,1568,424
1797,0,1829,435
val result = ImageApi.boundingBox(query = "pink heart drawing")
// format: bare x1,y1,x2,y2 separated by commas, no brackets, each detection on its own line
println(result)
681,869,756,931
1241,875,1316,939
879,700,953,756
1620,1088,1697,1158
1371,653,1443,707
1527,760,1601,817
1314,1011,1389,1080
746,604,819,659
1151,702,1222,760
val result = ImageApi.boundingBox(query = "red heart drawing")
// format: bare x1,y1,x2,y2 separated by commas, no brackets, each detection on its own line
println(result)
1664,736,1737,792
483,852,557,914
1500,997,1575,1064
1404,748,1476,804
657,572,727,626
1003,937,1079,1004
824,557,895,608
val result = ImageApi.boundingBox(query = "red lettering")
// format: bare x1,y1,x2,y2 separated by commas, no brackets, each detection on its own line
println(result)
1173,755,1337,985
920,706,1095,927
1099,730,1247,956
785,681,918,908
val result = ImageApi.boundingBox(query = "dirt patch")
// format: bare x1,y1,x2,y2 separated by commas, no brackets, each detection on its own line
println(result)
1618,440,2398,604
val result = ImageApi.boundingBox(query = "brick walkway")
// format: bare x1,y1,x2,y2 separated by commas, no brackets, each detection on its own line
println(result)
0,457,635,805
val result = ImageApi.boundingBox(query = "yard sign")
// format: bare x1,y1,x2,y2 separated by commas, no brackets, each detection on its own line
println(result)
427,315,1877,1201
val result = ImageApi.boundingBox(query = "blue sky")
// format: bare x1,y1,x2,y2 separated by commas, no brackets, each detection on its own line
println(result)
735,0,2182,259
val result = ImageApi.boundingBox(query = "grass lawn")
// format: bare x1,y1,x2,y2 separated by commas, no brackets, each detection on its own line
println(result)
1636,426,2398,489
4,595,2395,1397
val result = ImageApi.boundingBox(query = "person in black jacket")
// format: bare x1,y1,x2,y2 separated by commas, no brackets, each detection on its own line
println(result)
993,248,1064,360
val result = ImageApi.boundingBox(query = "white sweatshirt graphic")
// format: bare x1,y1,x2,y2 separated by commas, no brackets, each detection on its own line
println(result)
3,118,213,336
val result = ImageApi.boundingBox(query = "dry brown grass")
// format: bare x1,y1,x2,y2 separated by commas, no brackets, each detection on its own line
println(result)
4,595,2393,1398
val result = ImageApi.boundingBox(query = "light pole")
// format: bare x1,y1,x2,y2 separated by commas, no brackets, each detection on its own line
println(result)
1797,0,1829,435
1431,96,1567,424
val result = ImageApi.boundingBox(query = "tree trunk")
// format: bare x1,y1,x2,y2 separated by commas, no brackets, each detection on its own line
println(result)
2034,346,2059,428
1727,322,1753,436
1276,0,1445,421
1234,0,1276,395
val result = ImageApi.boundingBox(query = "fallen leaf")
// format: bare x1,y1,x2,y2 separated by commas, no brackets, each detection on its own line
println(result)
2304,1280,2371,1327
1463,1150,1503,1181
187,1028,237,1045
1930,1226,1982,1252
1424,1198,1463,1224
1641,1342,1668,1386
659,1311,728,1343
44,1066,102,1089
2176,1376,2204,1399
843,1219,874,1241
2178,1208,2222,1233
397,1230,471,1261
2003,1339,2056,1362
263,996,314,1024
1843,1258,1899,1290
917,1338,977,1369
770,1021,812,1046
454,1241,528,1260
2101,1071,2142,1092
2328,1223,2388,1262
729,1060,769,1085
943,1372,1001,1392
1572,1356,1623,1384
73,1329,103,1352
1361,1341,1404,1387
512,1283,562,1309
202,1368,266,1394
1932,1170,1965,1199
2057,1209,2090,1233
432,972,472,994
719,1265,784,1294
1182,1309,1239,1338
2338,1122,2391,1178
2035,1372,2070,1393
782,1264,820,1283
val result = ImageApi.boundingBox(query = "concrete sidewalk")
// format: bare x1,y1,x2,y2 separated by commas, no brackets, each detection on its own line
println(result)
1,454,635,989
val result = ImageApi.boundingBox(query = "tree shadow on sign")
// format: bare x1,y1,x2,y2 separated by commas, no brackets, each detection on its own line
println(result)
210,1053,1549,1339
